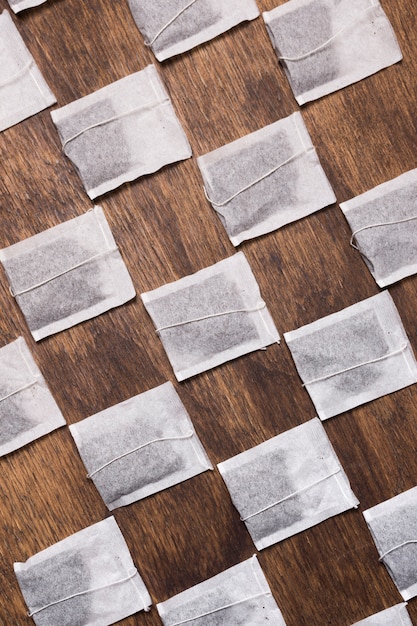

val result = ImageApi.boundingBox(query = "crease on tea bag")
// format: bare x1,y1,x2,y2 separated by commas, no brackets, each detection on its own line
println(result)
262,0,402,105
51,65,192,198
352,602,412,626
364,486,417,601
284,291,417,419
0,206,136,341
197,111,336,245
218,418,358,550
127,0,260,62
7,0,47,13
69,381,213,510
0,336,65,456
141,251,280,381
0,10,56,131
14,516,152,626
341,168,417,287
157,554,287,625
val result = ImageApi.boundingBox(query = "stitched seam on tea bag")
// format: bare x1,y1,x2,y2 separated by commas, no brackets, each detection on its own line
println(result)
62,98,171,149
87,431,195,478
350,215,417,250
9,247,119,298
168,591,273,626
302,343,409,387
241,469,341,521
250,555,268,594
379,540,417,561
145,0,200,46
27,567,138,617
278,5,375,62
155,302,267,333
0,59,34,88
0,380,38,403
204,148,314,208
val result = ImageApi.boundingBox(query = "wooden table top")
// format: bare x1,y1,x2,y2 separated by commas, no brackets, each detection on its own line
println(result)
1,0,417,624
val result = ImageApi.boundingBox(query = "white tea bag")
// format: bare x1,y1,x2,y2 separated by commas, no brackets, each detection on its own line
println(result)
0,337,65,456
364,486,417,601
0,206,135,341
70,381,212,511
263,0,402,105
0,10,56,131
218,418,358,551
14,516,152,626
341,169,417,288
352,603,413,626
141,252,280,381
157,555,287,626
127,0,260,62
197,112,336,246
285,291,417,420
7,0,47,13
51,65,192,199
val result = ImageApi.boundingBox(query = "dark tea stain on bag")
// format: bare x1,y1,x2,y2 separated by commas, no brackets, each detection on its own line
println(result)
83,424,186,504
206,131,297,239
18,550,91,626
0,395,35,446
149,274,259,371
60,99,132,192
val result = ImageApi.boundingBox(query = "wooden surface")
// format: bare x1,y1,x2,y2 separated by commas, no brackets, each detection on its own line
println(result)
1,1,417,624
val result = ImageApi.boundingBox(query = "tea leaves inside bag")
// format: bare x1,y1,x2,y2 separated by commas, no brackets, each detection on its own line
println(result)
352,603,412,626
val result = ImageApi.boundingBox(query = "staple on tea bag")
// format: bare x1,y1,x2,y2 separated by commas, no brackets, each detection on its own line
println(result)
262,0,402,105
127,0,260,62
14,516,152,626
157,555,287,625
284,291,417,420
364,486,417,601
7,0,47,13
197,111,336,245
0,10,56,131
218,418,358,550
141,251,280,381
0,206,136,341
69,381,212,510
51,65,191,198
0,336,65,456
341,168,417,287
352,603,412,625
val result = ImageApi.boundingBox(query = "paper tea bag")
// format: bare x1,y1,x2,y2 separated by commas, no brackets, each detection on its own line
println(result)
285,291,417,420
341,169,417,288
197,112,336,246
364,486,417,601
0,10,56,131
0,206,135,341
7,0,47,13
218,418,358,550
263,0,402,105
51,65,191,199
14,516,152,626
127,0,260,62
70,381,212,510
0,336,65,456
352,603,413,626
157,555,287,626
141,252,280,381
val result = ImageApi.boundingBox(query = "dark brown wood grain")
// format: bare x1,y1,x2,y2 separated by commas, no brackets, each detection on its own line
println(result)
1,0,417,624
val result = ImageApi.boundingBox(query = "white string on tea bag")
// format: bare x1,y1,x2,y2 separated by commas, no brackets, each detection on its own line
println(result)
0,337,65,456
127,0,260,62
157,555,287,626
51,65,191,199
218,418,358,550
0,10,56,131
284,291,417,420
0,206,136,341
7,0,47,13
262,0,402,105
364,486,417,601
197,111,336,245
141,251,280,381
351,603,412,626
341,168,417,287
14,517,152,626
69,381,213,510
